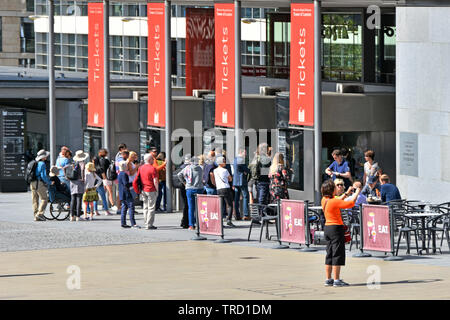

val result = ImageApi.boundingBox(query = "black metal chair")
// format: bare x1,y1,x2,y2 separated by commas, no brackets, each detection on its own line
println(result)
394,208,420,255
343,207,360,251
247,203,279,242
427,206,450,253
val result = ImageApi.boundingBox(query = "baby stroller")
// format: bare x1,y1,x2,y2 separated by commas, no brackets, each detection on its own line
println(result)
47,184,71,220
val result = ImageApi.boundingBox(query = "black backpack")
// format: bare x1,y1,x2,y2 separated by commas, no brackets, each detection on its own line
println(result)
65,163,81,181
172,167,184,189
24,160,38,184
106,162,118,181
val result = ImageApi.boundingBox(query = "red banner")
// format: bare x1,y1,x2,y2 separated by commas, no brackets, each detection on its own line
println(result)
197,195,222,236
147,3,166,127
280,200,306,244
87,2,104,128
362,205,392,252
185,8,215,96
214,3,235,128
289,3,314,127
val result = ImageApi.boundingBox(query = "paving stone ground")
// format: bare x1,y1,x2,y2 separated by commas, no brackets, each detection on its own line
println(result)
1,192,449,299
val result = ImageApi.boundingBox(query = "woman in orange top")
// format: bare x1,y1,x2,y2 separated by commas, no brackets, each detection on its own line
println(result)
321,179,361,287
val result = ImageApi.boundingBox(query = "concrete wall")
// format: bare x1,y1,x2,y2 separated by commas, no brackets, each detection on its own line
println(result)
396,6,450,203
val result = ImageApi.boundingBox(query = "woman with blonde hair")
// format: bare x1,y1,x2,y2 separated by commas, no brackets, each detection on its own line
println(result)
269,152,290,202
127,151,140,200
83,162,102,221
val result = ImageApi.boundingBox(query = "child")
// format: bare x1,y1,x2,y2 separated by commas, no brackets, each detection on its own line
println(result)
118,160,139,228
83,162,102,221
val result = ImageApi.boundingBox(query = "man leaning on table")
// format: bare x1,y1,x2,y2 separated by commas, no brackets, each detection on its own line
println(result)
380,174,401,203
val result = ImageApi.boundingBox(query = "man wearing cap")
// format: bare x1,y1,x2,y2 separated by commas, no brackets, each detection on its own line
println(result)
213,156,235,227
361,175,381,199
31,149,51,221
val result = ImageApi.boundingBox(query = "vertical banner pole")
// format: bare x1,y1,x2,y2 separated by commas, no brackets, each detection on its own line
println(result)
353,204,371,257
103,0,111,154
165,0,173,213
48,0,56,165
314,0,322,204
234,0,242,158
300,200,317,252
273,199,289,249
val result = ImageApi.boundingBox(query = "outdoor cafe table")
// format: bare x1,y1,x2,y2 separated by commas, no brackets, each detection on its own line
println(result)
404,212,442,254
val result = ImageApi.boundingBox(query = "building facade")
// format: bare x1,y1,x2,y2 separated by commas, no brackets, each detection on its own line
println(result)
0,0,35,67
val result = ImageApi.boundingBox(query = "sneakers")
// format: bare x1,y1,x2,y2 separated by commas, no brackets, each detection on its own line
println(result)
121,224,131,228
104,211,112,216
110,206,118,211
226,220,236,227
333,279,350,287
243,216,252,221
324,279,334,287
132,225,141,229
34,215,45,221
188,226,195,230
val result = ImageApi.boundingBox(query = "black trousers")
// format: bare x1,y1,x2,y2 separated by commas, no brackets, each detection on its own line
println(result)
70,193,83,217
324,225,346,266
180,186,189,227
217,188,233,221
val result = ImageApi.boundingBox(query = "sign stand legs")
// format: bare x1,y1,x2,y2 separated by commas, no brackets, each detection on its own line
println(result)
191,195,206,241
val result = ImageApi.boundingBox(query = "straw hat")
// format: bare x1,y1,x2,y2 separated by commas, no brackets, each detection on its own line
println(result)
73,150,88,162
35,149,50,161
49,165,59,177
85,162,96,172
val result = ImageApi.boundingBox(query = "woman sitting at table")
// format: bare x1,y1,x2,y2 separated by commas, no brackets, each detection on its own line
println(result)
321,179,361,287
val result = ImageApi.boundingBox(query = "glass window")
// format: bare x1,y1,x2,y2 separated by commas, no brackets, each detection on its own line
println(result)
0,17,2,52
279,130,304,191
322,13,362,82
375,14,395,84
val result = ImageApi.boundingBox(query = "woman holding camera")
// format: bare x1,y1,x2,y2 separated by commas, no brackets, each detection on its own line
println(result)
321,179,361,287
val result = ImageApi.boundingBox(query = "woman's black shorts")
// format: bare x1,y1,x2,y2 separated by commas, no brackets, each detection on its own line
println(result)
324,225,346,266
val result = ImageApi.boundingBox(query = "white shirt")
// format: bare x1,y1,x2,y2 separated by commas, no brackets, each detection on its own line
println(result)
214,166,230,190
84,171,102,189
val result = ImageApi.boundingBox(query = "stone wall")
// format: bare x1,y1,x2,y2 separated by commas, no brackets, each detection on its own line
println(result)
396,6,450,203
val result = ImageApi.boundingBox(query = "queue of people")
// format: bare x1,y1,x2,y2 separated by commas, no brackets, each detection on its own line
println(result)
27,143,167,229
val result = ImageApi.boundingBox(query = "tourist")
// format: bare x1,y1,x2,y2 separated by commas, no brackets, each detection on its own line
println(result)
134,153,158,230
69,150,88,221
177,155,191,228
118,160,139,229
380,174,402,203
56,146,71,190
344,181,367,206
334,179,346,199
82,162,102,221
49,165,70,199
127,151,140,202
31,149,51,221
254,143,272,206
361,175,381,199
232,148,251,220
177,156,204,230
325,149,352,190
214,156,235,227
155,152,167,212
202,151,217,195
93,149,113,215
321,179,361,287
269,152,290,202
363,150,380,186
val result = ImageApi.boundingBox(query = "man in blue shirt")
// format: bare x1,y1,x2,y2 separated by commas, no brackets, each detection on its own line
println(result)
380,174,402,203
31,149,51,221
325,149,352,189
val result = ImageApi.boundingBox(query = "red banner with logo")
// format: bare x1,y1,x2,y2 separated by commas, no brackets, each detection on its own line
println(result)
186,8,215,96
280,200,306,244
197,195,222,236
147,3,166,127
289,3,314,127
87,2,104,128
362,205,392,252
214,3,235,128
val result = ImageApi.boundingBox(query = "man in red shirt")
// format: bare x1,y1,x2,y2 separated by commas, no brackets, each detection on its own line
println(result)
134,153,159,229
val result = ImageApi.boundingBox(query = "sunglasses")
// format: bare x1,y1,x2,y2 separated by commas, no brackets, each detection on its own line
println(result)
336,184,344,187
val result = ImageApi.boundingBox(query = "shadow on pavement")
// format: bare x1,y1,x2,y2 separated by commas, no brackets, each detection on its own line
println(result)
0,273,53,278
349,278,443,287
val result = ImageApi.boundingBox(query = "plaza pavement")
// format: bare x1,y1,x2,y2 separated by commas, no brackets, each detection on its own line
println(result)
0,192,449,300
